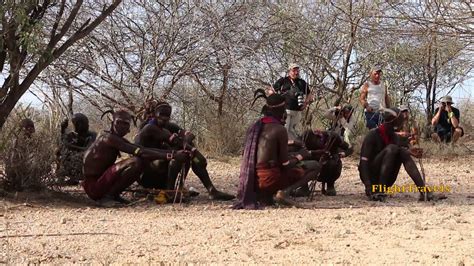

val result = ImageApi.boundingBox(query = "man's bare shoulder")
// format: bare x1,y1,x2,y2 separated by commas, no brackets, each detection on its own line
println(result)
140,124,160,134
362,129,379,142
264,122,286,131
260,123,286,139
361,82,369,90
98,131,124,144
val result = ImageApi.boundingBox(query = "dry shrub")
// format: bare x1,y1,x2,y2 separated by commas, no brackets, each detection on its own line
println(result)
456,98,473,136
200,113,249,156
172,95,256,157
0,106,61,191
418,139,473,157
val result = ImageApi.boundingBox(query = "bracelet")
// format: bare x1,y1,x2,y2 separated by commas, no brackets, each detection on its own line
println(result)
169,133,178,143
134,147,141,156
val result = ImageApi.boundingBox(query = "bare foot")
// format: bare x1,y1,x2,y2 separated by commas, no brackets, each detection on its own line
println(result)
369,193,387,202
274,190,302,208
419,192,448,202
208,190,235,201
323,183,337,196
96,195,124,208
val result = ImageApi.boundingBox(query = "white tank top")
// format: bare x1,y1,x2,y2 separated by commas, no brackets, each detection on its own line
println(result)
367,81,386,111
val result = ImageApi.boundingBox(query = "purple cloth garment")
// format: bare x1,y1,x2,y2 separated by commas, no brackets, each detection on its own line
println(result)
233,116,280,210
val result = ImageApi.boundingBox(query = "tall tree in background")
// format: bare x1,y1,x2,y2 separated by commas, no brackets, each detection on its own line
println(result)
0,0,122,129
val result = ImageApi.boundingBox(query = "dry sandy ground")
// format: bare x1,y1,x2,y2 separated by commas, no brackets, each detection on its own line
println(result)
1,154,473,264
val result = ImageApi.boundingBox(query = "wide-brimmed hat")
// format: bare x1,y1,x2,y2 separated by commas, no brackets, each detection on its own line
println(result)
441,95,454,104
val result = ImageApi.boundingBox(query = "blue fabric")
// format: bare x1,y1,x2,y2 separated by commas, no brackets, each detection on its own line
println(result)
365,112,382,129
435,127,453,143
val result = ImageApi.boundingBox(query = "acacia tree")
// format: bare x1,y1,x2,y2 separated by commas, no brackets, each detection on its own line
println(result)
0,0,122,129
187,1,275,117
38,0,207,117
259,1,392,108
21,0,472,152
384,1,473,125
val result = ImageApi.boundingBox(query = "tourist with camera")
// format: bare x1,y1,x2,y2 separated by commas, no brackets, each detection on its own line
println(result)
431,95,464,144
270,63,312,140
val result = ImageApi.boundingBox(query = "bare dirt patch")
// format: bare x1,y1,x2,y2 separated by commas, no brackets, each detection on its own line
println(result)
1,154,473,264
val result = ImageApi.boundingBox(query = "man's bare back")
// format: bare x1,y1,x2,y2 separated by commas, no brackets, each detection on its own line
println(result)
257,123,288,165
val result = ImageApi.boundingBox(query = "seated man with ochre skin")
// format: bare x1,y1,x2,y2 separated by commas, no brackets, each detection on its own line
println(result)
233,90,321,209
57,113,97,184
358,108,439,202
82,109,190,206
135,101,234,201
299,129,353,196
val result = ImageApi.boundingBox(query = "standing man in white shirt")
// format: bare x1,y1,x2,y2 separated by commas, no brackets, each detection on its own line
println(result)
359,66,391,129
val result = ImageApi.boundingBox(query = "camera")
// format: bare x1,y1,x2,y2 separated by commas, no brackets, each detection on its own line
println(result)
296,92,304,107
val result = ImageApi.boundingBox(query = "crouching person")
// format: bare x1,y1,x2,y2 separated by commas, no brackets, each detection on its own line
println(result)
358,108,441,202
301,129,353,196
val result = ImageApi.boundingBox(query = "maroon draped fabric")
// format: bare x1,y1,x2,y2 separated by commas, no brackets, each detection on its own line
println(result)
232,116,280,210
377,124,394,146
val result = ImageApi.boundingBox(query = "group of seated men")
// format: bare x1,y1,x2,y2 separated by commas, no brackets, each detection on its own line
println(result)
78,102,235,206
25,90,453,207
233,90,440,209
52,101,234,206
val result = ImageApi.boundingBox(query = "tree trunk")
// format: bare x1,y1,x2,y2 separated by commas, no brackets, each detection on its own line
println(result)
0,87,24,129
67,80,74,116
217,64,230,116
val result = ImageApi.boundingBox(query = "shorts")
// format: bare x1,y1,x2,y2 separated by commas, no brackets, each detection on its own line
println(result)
436,127,464,143
365,111,383,129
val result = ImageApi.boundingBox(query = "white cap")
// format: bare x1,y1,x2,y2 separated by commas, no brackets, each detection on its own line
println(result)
288,63,300,70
